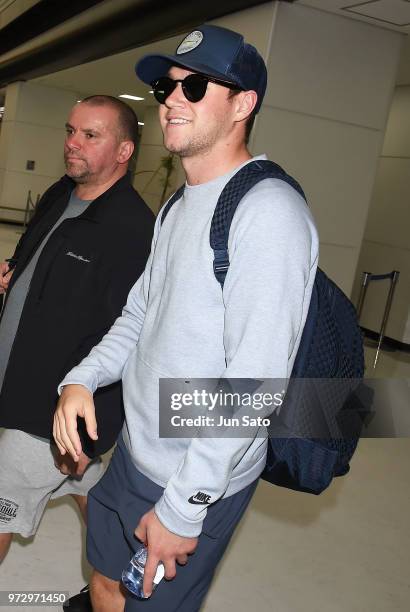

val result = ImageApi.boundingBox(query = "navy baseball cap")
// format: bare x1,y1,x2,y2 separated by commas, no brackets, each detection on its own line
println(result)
136,24,267,113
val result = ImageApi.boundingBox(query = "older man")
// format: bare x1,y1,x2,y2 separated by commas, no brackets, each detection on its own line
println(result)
0,95,154,564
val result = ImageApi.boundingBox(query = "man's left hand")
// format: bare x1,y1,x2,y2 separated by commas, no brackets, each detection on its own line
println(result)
134,509,198,598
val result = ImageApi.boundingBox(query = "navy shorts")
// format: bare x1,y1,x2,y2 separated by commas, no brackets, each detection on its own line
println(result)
87,434,258,611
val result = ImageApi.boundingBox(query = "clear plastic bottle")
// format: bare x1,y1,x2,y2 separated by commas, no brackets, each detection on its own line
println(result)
121,545,165,599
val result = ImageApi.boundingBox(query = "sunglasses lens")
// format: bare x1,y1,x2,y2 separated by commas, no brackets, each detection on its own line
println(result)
182,75,208,102
152,77,176,104
152,75,210,104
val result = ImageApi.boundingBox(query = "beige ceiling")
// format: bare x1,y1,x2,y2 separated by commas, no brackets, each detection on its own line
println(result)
297,0,410,85
33,33,184,123
298,0,410,33
32,0,410,122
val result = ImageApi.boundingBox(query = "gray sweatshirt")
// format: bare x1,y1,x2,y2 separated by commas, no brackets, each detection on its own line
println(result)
60,155,319,537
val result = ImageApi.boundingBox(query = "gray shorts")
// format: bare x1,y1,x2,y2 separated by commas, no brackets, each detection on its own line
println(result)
88,434,258,611
0,428,105,537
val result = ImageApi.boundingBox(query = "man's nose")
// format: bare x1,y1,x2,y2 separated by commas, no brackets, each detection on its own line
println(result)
165,83,186,107
66,133,81,149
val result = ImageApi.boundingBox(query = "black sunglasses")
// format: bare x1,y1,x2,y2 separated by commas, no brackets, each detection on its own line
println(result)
151,74,240,104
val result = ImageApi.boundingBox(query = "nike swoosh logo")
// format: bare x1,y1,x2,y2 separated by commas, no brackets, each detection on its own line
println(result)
188,496,209,505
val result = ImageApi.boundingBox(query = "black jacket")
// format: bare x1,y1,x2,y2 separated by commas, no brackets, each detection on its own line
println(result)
0,173,154,456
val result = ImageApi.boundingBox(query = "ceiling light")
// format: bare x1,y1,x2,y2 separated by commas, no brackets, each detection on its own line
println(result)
149,90,154,94
119,94,144,101
138,122,144,126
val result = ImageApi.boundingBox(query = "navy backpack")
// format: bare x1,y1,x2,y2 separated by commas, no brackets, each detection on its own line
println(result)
162,160,366,495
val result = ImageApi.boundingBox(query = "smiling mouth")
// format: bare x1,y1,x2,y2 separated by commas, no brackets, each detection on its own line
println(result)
167,118,191,125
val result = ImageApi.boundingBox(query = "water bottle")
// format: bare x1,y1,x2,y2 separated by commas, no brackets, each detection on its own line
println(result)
121,544,165,599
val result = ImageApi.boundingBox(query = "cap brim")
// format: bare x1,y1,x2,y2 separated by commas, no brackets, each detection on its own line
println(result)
136,54,240,87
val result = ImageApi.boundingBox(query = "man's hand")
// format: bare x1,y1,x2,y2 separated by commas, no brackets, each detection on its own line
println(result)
53,384,98,462
0,262,13,294
134,509,198,598
52,446,92,477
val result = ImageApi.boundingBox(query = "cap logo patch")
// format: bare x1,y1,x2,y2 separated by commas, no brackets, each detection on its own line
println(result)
176,30,203,55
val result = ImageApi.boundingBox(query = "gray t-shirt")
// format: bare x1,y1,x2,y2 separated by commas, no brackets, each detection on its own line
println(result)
0,191,92,393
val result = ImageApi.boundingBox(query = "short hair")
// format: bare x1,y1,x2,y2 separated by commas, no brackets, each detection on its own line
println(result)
80,95,139,147
227,90,257,145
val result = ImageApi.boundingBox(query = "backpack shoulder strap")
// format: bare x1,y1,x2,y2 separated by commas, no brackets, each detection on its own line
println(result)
210,159,307,287
160,184,185,225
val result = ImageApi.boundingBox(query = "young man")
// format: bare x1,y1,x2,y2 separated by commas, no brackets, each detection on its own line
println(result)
0,96,154,565
54,25,319,611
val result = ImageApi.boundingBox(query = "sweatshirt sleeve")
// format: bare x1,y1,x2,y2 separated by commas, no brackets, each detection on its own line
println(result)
155,179,319,537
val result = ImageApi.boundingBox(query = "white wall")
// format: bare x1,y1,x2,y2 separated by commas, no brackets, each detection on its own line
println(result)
249,2,402,297
0,81,79,222
352,85,410,343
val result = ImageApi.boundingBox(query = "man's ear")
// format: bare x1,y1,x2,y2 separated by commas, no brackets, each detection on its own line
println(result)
117,140,134,164
234,90,258,123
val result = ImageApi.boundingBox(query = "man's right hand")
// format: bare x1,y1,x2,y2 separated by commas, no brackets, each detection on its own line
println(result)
53,384,98,462
0,262,13,294
52,446,92,477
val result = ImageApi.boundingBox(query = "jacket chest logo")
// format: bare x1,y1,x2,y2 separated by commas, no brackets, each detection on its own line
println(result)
66,251,91,263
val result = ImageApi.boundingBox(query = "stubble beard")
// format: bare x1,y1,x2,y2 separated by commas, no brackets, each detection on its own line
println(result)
64,156,91,184
164,119,226,159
